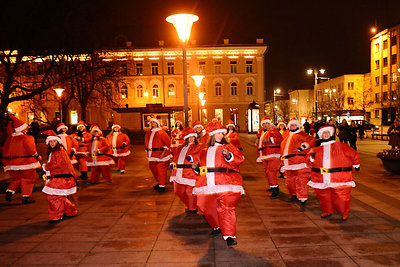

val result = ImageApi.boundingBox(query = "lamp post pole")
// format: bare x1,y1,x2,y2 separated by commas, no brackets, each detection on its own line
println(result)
53,88,65,123
182,43,189,127
273,88,280,124
314,72,318,119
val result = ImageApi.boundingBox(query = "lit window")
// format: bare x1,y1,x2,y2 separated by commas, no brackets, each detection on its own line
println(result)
246,82,253,95
375,109,380,118
375,43,380,53
106,84,112,99
214,61,221,74
167,62,174,74
231,82,238,96
168,84,175,97
121,84,128,99
136,85,143,98
246,60,253,73
136,63,143,76
230,61,237,73
199,61,205,74
375,76,380,86
375,60,380,69
152,84,159,98
152,63,159,75
392,72,398,82
215,83,222,96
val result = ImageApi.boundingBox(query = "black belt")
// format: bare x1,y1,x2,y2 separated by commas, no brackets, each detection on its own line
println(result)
90,153,113,158
49,174,75,178
2,155,35,160
199,167,239,175
78,145,88,147
146,147,165,152
173,138,183,141
171,163,192,169
239,147,243,151
112,146,124,150
311,167,353,174
258,145,280,151
281,154,306,160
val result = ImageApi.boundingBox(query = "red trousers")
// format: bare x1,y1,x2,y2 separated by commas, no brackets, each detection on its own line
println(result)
262,158,280,188
149,161,169,186
113,156,127,171
90,165,112,182
46,194,77,220
76,155,88,172
7,169,37,197
285,169,311,201
173,182,197,211
314,187,352,216
197,192,241,239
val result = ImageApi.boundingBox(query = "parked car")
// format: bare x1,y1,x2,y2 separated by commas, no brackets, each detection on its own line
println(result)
352,120,378,131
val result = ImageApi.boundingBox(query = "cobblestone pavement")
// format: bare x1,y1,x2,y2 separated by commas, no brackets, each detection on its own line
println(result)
0,135,399,266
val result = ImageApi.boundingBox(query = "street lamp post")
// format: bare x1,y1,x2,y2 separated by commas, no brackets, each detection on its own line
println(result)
191,75,205,122
273,88,280,124
53,88,64,123
307,68,329,120
166,14,199,127
324,88,336,119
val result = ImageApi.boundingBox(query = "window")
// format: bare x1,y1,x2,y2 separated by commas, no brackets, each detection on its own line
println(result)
375,93,379,102
215,83,222,96
37,65,43,75
106,84,112,100
121,84,128,99
136,85,143,98
152,63,158,75
136,63,143,75
246,60,253,73
375,76,380,86
246,82,253,95
25,65,31,75
40,92,46,100
347,82,354,90
375,43,380,53
347,97,354,105
391,36,397,46
383,91,388,101
168,84,175,97
199,61,205,74
167,62,174,74
383,74,388,84
391,54,397,64
230,61,237,73
120,63,128,76
231,82,238,95
214,61,221,74
392,72,398,82
383,39,388,49
375,60,380,69
383,57,388,67
152,84,159,98
375,110,380,118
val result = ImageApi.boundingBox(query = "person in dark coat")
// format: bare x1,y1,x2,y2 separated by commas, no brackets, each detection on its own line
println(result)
388,118,400,149
303,120,310,135
348,121,358,150
29,118,40,144
358,122,365,140
338,119,349,144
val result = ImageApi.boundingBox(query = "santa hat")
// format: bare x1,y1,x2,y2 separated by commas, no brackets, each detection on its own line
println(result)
77,121,86,130
211,118,219,123
260,116,272,125
277,120,286,127
150,117,161,127
43,130,62,144
9,114,27,133
111,124,121,130
182,127,197,140
206,121,227,136
57,123,68,132
317,126,334,138
192,120,204,130
90,124,102,135
287,117,300,129
226,120,235,128
175,118,183,125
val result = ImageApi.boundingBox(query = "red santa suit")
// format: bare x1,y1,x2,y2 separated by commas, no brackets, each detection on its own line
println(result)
42,132,78,222
107,124,131,173
170,127,202,211
256,117,283,194
86,126,114,183
307,126,360,220
225,120,243,152
145,118,171,189
171,120,184,148
193,120,209,146
57,123,78,165
193,122,244,245
281,119,316,204
2,115,41,202
71,121,92,174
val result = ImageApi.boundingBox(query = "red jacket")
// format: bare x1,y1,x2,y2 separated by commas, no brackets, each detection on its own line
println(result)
71,131,92,157
171,128,184,148
170,143,202,186
42,148,77,196
281,130,316,171
257,128,283,162
193,143,245,195
107,132,131,157
58,133,78,164
307,140,360,189
2,133,41,171
197,131,209,146
226,131,242,151
145,128,171,162
86,137,114,166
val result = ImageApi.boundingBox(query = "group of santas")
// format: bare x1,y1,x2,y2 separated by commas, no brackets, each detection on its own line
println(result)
145,117,243,247
256,116,360,220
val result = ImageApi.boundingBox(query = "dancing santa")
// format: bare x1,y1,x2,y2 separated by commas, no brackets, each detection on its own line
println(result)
71,121,92,180
57,123,78,165
171,118,184,148
193,120,208,145
107,124,131,174
225,120,243,152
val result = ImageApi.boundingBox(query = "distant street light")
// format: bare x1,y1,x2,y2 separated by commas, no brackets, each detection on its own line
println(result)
191,75,205,121
273,88,281,124
53,88,64,123
307,68,329,120
166,14,199,127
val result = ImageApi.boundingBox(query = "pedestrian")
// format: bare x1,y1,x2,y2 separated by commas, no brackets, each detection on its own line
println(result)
348,121,358,150
57,123,78,165
107,124,131,174
145,117,171,193
192,121,245,247
280,118,316,212
256,117,283,198
338,119,349,144
328,119,337,137
170,127,202,213
193,120,208,145
225,120,243,152
42,130,78,224
387,118,400,149
307,126,360,221
29,118,40,144
303,120,310,135
71,121,92,180
3,114,41,204
171,118,184,148
358,122,365,140
86,125,114,183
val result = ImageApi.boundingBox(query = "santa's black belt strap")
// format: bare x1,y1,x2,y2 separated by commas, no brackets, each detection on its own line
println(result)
258,145,280,151
281,154,306,160
311,167,353,174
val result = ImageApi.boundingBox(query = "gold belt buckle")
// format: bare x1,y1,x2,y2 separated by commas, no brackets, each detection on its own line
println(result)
172,163,177,169
320,168,329,174
42,174,47,181
91,153,96,157
112,147,116,150
199,167,208,175
148,148,152,152
280,155,285,160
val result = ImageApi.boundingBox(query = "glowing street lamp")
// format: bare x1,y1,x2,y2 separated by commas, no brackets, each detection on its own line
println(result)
307,68,329,119
191,75,205,121
167,14,199,127
273,88,281,124
53,88,64,123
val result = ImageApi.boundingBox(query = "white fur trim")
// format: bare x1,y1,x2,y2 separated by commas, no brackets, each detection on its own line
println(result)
150,117,160,126
75,151,89,155
70,159,78,164
208,128,227,136
256,154,281,162
46,136,62,144
223,235,237,240
113,151,131,157
14,123,28,133
287,120,300,129
86,160,114,166
307,181,356,189
147,155,172,162
184,133,197,140
111,124,121,130
226,124,235,128
192,185,245,195
261,119,272,125
193,124,204,130
281,163,308,171
318,126,334,138
91,128,102,135
42,186,77,196
57,125,68,132
169,176,196,186
353,164,360,168
4,161,41,171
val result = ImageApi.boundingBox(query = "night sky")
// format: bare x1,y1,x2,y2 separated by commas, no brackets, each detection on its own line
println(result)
1,0,400,99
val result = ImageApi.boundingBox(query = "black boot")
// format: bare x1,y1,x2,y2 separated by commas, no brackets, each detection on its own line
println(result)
158,187,166,193
287,195,298,203
78,171,88,180
265,188,272,192
22,197,35,204
153,184,160,190
270,187,279,199
226,237,237,247
210,228,221,237
5,191,12,202
299,200,307,212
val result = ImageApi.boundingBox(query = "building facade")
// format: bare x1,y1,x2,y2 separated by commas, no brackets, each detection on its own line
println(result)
288,89,313,125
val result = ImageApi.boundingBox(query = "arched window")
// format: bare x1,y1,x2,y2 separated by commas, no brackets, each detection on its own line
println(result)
215,83,222,96
168,84,175,97
246,82,253,95
136,85,143,98
121,84,128,99
152,84,159,98
231,82,237,96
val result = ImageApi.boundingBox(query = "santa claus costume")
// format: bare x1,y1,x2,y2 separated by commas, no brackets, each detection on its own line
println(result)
170,127,202,212
307,126,360,221
3,115,41,204
256,117,283,198
107,124,131,174
193,121,245,247
281,118,316,212
171,119,184,148
225,120,243,152
42,131,78,224
57,123,78,165
145,117,171,193
277,120,289,138
71,121,92,180
193,120,208,145
86,125,114,183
